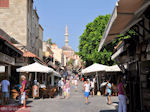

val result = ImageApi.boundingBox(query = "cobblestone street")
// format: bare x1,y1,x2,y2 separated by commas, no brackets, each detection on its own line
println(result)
28,82,118,112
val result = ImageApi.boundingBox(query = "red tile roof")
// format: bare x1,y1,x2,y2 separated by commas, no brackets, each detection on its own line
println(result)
23,51,37,57
23,51,47,65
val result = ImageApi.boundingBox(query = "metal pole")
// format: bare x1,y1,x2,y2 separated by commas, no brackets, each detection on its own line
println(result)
35,72,37,80
96,72,99,91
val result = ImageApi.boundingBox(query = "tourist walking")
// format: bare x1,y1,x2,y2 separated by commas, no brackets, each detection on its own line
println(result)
74,78,78,92
84,79,90,104
90,79,95,96
118,77,127,112
58,78,64,99
1,76,10,105
65,79,70,99
20,75,27,108
106,80,111,105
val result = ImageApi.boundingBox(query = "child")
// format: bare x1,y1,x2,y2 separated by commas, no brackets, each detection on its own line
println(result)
63,85,67,98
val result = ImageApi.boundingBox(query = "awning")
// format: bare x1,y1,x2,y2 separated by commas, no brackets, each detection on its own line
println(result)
16,62,54,73
98,0,148,51
53,71,61,77
106,65,121,72
81,63,109,74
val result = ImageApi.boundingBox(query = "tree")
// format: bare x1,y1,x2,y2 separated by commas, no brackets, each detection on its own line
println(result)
79,15,117,67
47,38,53,45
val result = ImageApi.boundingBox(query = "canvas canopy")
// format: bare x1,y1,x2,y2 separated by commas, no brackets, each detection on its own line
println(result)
81,63,109,74
106,65,121,72
98,0,149,51
53,71,61,77
16,62,54,73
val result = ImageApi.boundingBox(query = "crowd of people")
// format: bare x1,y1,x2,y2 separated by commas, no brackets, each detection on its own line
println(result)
0,73,127,112
58,75,79,99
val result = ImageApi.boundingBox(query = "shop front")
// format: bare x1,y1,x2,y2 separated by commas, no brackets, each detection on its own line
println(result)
98,0,150,111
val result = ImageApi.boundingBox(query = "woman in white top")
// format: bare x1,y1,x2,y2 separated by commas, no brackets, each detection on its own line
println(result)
84,80,90,104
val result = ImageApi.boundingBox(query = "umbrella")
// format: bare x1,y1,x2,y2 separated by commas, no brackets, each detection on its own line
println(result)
100,82,107,88
16,62,54,73
106,65,121,72
81,63,109,74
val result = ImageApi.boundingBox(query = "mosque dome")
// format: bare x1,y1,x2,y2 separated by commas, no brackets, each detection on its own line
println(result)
62,45,73,51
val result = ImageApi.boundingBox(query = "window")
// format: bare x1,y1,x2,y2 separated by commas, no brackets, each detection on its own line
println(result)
0,0,9,8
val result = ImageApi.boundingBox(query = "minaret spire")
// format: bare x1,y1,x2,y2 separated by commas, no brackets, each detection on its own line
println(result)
65,25,69,46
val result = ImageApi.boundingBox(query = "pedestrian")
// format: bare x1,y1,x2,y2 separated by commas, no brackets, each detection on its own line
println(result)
112,83,118,96
1,76,10,105
58,78,64,99
118,77,127,112
63,85,67,99
20,75,27,108
82,77,84,82
90,79,95,96
66,79,70,99
93,77,96,83
74,78,78,92
106,80,111,105
84,79,90,104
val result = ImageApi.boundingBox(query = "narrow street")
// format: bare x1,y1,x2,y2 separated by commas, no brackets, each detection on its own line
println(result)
29,82,118,112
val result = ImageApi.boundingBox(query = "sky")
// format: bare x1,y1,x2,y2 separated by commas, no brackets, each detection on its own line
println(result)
34,0,117,51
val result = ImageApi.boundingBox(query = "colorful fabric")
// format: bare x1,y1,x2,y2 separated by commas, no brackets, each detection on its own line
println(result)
21,80,27,92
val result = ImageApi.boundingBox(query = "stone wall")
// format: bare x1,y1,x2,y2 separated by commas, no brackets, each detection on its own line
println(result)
0,0,27,46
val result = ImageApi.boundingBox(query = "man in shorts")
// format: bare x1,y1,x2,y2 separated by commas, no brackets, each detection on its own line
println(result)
1,76,10,105
84,79,90,104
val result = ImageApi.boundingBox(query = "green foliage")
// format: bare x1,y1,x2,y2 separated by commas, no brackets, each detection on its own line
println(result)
79,15,117,66
47,38,53,45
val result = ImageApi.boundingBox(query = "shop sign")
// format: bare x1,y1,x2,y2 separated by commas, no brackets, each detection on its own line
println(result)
0,52,15,65
0,66,5,73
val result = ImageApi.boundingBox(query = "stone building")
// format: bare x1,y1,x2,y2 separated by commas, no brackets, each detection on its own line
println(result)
38,24,44,59
0,0,42,56
51,44,63,65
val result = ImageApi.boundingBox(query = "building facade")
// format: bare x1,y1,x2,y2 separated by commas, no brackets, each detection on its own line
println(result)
0,0,42,56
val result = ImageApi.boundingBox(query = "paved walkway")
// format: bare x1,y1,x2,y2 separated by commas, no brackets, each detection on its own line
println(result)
28,81,118,112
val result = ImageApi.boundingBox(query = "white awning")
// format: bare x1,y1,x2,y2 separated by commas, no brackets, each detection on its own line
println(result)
81,63,109,74
53,71,61,77
106,65,121,72
16,62,54,73
98,0,148,51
